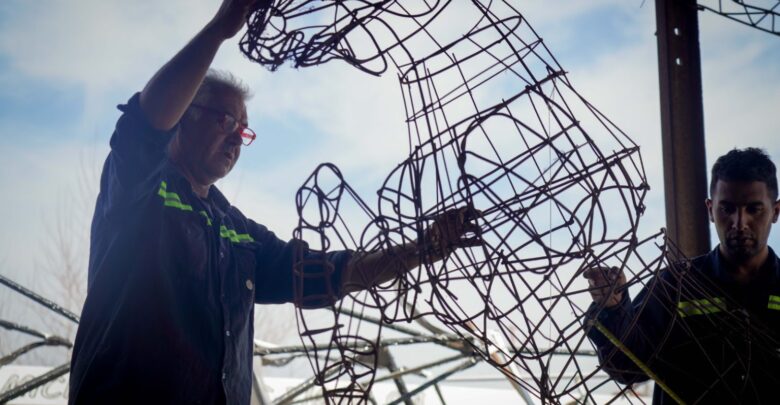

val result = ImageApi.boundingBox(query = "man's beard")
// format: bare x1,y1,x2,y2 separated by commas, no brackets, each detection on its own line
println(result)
724,235,759,261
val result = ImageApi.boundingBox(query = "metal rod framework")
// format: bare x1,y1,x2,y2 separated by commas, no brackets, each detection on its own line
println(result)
385,358,480,405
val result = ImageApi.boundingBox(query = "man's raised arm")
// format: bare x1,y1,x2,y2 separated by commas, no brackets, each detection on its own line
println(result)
139,0,260,131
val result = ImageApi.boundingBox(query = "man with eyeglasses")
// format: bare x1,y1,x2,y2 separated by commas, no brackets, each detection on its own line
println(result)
67,0,481,404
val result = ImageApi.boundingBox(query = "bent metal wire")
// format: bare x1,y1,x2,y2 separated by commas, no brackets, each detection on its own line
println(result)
697,0,780,36
241,1,779,404
0,274,75,403
243,1,647,403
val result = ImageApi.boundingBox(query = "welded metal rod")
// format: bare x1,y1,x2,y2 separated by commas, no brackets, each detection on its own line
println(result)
373,353,468,384
272,365,341,405
0,363,70,404
0,337,72,367
386,357,480,405
0,274,80,323
255,335,466,356
382,348,414,405
0,319,48,340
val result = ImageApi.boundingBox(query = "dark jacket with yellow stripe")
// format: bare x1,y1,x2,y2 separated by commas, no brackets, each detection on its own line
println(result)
69,94,351,405
588,248,780,404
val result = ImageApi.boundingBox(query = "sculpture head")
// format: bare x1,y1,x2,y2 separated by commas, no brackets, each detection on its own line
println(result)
241,0,449,75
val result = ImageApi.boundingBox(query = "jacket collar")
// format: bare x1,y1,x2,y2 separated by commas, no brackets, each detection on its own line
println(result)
709,245,779,286
163,161,233,217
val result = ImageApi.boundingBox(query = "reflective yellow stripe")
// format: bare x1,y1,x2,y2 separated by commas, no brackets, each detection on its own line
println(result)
677,297,725,317
163,199,193,211
219,225,254,243
158,181,193,211
158,182,251,243
769,295,780,311
199,211,213,226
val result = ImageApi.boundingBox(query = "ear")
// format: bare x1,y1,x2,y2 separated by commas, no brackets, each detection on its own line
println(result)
705,198,715,223
773,199,780,223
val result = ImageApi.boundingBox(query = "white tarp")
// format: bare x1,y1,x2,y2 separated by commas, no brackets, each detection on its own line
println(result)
0,366,68,405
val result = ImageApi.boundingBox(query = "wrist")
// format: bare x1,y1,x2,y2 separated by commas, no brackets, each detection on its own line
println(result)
203,17,234,42
415,238,446,263
603,293,627,309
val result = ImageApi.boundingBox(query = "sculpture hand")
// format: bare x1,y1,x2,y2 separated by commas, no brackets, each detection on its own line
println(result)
420,205,483,258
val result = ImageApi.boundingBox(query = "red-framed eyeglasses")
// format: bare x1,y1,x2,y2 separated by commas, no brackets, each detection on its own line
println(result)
190,103,257,146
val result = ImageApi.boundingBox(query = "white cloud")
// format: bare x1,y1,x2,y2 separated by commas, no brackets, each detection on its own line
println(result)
0,0,218,137
0,139,104,282
0,1,214,87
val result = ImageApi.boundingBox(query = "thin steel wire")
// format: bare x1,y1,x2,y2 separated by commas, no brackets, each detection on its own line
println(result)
698,0,780,36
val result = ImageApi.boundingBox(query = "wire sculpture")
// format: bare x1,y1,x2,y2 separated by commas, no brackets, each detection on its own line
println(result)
2,1,776,404
241,1,656,403
242,1,780,404
698,0,780,36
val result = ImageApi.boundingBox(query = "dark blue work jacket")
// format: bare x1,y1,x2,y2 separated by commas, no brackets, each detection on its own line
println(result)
68,94,350,405
588,248,780,404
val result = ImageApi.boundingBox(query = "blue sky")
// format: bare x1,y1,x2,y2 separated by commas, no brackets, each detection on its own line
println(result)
0,0,778,345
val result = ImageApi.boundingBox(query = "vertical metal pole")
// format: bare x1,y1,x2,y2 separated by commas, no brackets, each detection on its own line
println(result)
655,0,711,257
382,348,415,405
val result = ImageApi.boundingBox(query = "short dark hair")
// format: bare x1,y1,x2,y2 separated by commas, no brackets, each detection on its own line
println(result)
710,147,778,200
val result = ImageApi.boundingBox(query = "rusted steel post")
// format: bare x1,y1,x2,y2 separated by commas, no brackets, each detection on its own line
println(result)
655,0,711,257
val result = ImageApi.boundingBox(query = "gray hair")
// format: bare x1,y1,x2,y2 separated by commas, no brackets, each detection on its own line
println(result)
185,69,252,121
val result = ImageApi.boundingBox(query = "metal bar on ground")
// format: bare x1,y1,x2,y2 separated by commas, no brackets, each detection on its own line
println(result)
336,308,471,353
0,319,48,339
0,274,80,323
0,363,70,404
381,348,414,405
0,337,71,367
272,365,340,405
373,353,468,384
255,335,466,356
385,357,480,405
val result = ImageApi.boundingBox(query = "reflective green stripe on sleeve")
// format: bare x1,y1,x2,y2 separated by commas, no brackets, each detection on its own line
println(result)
158,181,193,212
219,225,254,243
677,297,725,317
158,182,251,243
769,295,780,311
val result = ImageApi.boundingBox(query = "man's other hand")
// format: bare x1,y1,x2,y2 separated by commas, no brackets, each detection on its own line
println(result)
420,205,483,258
583,266,626,308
